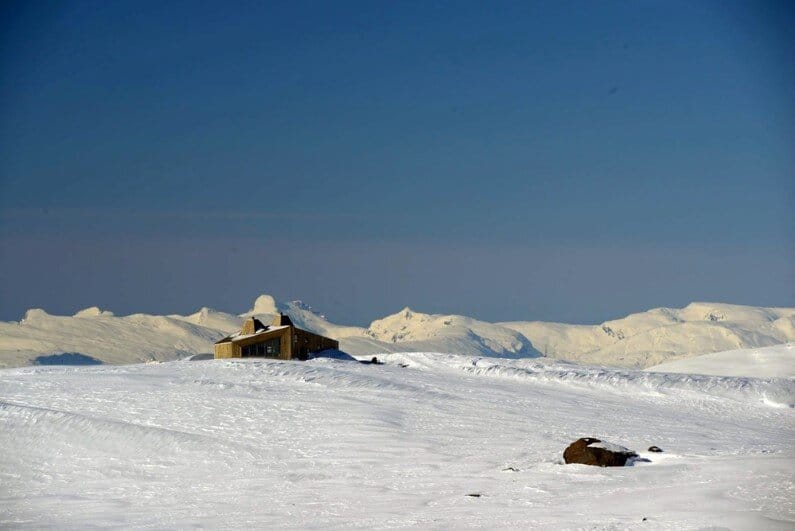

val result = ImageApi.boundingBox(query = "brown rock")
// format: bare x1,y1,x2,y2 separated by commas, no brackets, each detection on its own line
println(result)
563,437,638,467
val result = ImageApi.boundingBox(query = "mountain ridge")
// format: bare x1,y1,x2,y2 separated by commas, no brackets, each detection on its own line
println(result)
1,295,793,369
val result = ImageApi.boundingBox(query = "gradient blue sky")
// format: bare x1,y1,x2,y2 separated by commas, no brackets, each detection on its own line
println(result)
1,0,793,325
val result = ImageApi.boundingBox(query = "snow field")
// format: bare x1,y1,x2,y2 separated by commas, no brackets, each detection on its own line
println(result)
646,343,795,378
1,353,792,528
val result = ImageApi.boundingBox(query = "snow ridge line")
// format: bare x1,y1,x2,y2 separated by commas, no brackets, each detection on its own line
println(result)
461,363,795,406
215,359,457,399
382,354,795,407
0,399,223,450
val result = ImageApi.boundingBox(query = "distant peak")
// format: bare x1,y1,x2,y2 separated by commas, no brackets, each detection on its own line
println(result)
189,307,214,320
74,306,113,318
20,308,49,323
284,300,326,319
381,307,426,321
246,294,279,316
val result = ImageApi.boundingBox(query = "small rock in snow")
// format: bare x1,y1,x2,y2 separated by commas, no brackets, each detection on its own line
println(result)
563,437,639,467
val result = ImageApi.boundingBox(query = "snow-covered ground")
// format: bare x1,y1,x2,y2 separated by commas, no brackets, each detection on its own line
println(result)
2,294,793,369
1,353,792,529
647,343,795,379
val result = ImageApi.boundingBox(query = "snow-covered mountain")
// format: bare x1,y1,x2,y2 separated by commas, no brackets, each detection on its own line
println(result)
0,307,226,368
501,302,795,368
1,295,793,369
347,306,540,359
241,295,366,339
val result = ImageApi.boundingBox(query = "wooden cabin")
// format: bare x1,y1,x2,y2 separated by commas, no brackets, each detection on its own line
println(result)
214,313,338,360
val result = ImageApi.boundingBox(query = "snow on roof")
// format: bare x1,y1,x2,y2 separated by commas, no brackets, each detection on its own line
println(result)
229,325,289,343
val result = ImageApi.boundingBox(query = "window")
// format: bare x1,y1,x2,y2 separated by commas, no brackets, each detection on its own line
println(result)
241,337,281,358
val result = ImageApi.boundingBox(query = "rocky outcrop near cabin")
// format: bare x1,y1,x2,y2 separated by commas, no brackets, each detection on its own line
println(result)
563,437,639,467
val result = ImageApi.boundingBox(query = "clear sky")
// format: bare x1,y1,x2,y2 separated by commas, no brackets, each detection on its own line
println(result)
1,0,793,325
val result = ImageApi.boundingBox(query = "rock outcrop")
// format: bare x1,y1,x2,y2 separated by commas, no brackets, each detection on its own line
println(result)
563,437,639,467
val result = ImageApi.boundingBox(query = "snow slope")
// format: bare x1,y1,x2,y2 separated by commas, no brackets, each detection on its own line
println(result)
501,302,795,368
1,296,793,369
646,343,795,379
0,307,227,368
347,307,540,359
1,354,792,528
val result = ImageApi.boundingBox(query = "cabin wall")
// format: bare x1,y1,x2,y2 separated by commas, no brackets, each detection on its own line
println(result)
241,319,256,335
214,342,238,359
291,328,340,360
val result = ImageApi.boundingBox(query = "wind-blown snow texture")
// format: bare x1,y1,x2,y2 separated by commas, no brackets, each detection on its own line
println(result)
1,294,793,369
1,354,792,528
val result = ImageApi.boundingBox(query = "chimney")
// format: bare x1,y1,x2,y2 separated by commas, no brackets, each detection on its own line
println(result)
272,313,294,327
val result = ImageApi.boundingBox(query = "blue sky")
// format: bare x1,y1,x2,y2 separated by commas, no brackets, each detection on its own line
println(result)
1,0,793,324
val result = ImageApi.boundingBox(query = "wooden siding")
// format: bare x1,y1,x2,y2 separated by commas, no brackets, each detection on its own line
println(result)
214,341,237,359
214,324,338,361
291,328,339,360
